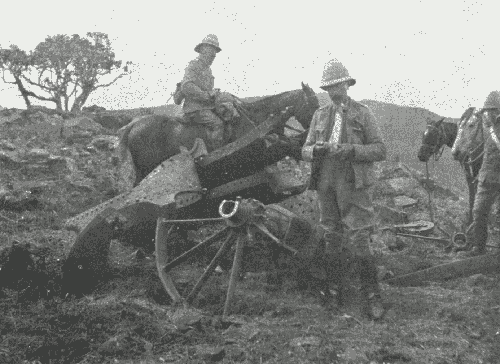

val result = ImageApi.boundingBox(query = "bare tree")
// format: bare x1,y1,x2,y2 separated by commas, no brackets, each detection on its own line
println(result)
0,32,132,112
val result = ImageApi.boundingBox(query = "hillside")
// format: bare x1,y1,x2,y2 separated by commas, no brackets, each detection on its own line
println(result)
1,107,499,363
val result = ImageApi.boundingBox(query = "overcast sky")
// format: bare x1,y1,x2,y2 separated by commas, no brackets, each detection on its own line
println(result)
0,0,498,117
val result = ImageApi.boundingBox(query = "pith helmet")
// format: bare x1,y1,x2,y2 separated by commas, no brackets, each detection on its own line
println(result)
194,34,221,53
482,90,500,109
320,59,356,90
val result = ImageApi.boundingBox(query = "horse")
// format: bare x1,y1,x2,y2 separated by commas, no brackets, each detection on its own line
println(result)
417,117,456,163
118,82,319,186
449,107,486,225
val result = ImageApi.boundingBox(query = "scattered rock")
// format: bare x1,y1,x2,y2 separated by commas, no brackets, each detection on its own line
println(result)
467,274,496,288
62,117,105,142
394,196,418,208
0,140,16,151
0,109,24,125
98,335,125,356
225,346,246,362
387,177,419,194
171,308,205,333
0,189,44,212
0,150,22,166
84,145,97,154
377,265,395,280
194,345,225,362
47,156,77,174
26,148,50,161
340,347,368,362
289,336,321,348
91,136,119,151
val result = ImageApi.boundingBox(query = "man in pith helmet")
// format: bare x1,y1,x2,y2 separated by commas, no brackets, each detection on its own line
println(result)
301,59,387,319
463,90,500,257
179,34,225,151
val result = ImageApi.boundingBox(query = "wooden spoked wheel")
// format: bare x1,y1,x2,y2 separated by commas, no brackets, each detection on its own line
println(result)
155,197,299,317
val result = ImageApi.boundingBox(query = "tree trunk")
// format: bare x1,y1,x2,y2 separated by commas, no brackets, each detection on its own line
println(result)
71,86,93,113
14,75,32,108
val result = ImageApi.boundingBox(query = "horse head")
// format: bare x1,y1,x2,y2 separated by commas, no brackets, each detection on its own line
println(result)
451,107,484,164
417,117,446,162
294,82,319,130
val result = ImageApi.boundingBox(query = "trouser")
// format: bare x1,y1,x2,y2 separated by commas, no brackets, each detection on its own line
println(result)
468,180,500,251
314,156,379,295
186,109,225,151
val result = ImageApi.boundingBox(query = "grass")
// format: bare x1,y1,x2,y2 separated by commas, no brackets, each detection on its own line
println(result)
1,109,500,363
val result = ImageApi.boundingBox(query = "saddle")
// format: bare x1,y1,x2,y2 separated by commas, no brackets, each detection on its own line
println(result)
177,92,243,125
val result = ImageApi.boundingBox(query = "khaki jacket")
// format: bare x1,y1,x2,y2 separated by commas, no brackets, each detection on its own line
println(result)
181,57,215,114
302,98,386,190
478,128,500,184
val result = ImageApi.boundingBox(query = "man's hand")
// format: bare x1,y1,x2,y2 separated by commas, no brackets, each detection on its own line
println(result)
331,143,355,161
313,144,328,158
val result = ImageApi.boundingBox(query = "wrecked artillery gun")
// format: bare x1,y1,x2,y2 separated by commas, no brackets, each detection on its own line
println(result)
63,107,323,316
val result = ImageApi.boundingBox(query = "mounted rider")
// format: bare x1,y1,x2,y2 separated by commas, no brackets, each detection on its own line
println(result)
301,59,387,319
464,90,500,257
175,34,237,151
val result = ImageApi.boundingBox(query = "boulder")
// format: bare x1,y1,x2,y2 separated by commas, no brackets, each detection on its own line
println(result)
62,117,105,143
0,150,22,166
0,109,24,126
0,140,16,151
90,136,119,151
26,148,50,161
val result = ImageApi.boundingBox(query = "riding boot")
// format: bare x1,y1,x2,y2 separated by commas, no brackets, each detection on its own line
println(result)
358,255,385,319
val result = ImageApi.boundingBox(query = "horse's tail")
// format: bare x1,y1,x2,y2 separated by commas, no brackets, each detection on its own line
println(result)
116,117,144,188
117,120,136,166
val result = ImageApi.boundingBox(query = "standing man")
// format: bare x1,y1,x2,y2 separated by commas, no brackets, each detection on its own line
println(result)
464,90,500,257
180,34,224,151
301,59,387,319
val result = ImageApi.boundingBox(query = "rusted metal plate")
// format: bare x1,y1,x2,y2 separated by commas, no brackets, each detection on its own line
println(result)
276,190,319,226
64,152,202,234
265,164,307,195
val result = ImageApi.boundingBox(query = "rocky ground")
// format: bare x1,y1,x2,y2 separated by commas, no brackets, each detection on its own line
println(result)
0,106,499,364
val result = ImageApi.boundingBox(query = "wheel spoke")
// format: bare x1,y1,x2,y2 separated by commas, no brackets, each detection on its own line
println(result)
155,218,183,303
223,228,246,317
254,222,299,256
160,217,227,224
186,230,235,304
163,226,231,272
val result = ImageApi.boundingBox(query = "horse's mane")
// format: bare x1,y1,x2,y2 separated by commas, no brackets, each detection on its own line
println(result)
243,89,303,112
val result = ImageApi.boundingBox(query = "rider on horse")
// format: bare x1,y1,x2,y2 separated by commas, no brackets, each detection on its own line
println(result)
175,34,236,151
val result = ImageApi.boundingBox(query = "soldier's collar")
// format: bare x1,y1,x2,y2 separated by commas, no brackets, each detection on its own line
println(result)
332,97,351,111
